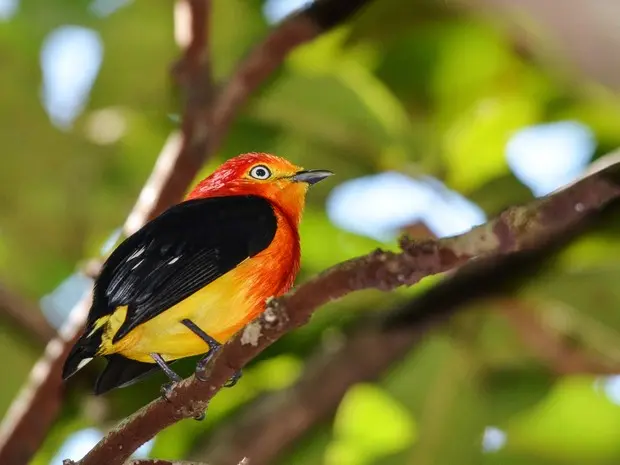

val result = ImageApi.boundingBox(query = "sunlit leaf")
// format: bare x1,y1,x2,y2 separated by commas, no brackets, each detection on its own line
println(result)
331,383,416,461
507,376,620,462
443,96,539,192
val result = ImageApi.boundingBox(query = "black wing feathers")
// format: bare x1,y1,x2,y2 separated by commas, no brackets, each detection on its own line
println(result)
90,195,277,342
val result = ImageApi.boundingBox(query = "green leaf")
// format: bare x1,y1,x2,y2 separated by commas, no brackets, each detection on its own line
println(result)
442,96,539,192
382,336,486,465
507,376,620,463
325,439,374,465
330,383,416,461
245,355,303,391
211,0,268,80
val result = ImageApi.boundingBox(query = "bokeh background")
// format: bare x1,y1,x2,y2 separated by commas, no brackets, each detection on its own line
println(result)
3,0,620,464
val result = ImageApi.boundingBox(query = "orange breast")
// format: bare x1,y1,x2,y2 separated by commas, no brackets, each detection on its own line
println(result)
235,209,300,317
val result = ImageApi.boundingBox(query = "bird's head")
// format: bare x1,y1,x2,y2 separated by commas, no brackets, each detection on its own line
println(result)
187,153,333,223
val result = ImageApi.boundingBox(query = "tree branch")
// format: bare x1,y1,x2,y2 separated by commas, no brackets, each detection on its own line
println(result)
0,1,376,464
122,458,247,465
72,160,620,465
123,460,212,465
191,328,421,465
0,282,55,346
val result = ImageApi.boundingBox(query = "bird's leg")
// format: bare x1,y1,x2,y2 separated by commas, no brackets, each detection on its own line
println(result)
181,318,221,380
151,352,205,421
181,318,242,385
150,353,182,400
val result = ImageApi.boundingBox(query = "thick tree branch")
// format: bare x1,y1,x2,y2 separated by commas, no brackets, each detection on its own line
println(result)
124,460,211,465
72,161,620,465
191,329,421,465
0,282,55,346
123,459,247,465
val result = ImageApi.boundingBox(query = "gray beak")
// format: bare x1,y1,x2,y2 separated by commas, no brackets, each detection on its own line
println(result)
291,169,334,185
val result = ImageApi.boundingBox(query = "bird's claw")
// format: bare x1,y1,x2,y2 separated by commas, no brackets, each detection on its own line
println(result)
160,381,178,401
194,349,218,381
161,380,205,421
224,370,243,388
195,367,209,382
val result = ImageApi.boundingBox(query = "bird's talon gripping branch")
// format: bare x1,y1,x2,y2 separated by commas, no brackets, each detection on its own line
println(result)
151,353,183,402
194,359,212,382
160,382,176,401
61,154,332,398
224,370,242,387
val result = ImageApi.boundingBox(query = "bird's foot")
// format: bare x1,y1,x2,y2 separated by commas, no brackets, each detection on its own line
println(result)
160,381,178,402
160,380,206,421
183,319,223,382
194,351,218,382
224,370,243,388
194,355,240,387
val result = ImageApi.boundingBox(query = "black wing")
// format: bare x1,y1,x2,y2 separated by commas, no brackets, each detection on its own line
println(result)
90,195,277,342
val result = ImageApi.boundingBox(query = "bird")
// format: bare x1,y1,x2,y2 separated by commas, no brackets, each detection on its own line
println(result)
62,153,333,398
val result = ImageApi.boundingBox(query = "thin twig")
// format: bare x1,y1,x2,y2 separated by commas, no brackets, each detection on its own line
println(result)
499,299,620,375
73,160,620,465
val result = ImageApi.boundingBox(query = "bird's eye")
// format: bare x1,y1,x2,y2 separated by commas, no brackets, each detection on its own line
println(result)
249,165,271,180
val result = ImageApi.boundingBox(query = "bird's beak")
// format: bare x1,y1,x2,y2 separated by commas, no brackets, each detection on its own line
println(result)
291,169,334,185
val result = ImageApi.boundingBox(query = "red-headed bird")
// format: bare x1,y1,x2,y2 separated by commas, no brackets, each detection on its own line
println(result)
62,153,332,396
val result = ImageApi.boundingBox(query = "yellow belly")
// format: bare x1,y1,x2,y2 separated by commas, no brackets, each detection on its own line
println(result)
97,261,269,363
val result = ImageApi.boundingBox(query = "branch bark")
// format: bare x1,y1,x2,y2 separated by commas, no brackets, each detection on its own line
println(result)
0,1,375,464
123,460,212,465
72,160,620,465
123,459,247,465
191,329,421,465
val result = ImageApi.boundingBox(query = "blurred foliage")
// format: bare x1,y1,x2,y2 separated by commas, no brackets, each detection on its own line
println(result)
1,0,620,464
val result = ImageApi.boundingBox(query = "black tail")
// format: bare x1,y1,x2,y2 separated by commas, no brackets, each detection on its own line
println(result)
94,354,160,395
64,326,160,395
62,327,104,381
